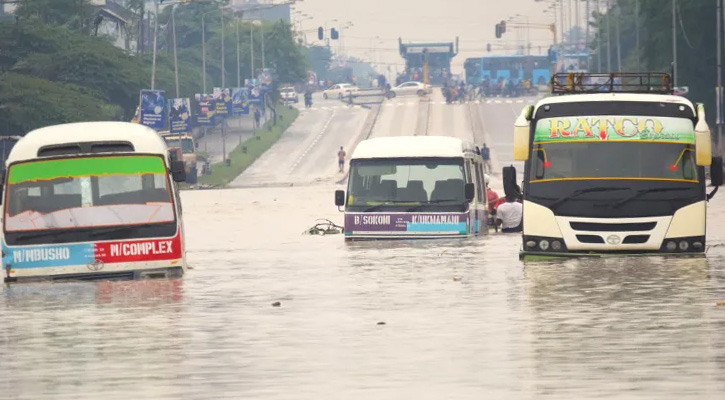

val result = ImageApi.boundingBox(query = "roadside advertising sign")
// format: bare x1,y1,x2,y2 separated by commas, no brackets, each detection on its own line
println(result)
169,98,192,133
213,87,232,116
232,87,250,115
193,94,215,126
139,89,166,130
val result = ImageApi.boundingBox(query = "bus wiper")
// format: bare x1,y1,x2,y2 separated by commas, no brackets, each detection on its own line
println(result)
363,201,406,212
14,230,67,242
550,187,632,210
88,226,141,237
610,187,691,209
407,199,463,212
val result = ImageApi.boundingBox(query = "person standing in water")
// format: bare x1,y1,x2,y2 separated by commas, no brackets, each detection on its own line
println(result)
337,146,346,173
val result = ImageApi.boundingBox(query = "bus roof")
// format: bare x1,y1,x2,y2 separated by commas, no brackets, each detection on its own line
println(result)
351,136,477,160
7,122,169,164
533,93,696,117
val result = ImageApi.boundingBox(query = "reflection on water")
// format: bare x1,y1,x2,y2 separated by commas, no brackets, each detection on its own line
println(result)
1,185,725,399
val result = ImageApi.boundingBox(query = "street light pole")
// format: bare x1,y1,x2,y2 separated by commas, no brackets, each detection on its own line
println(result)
615,0,621,72
236,16,241,88
221,10,225,89
172,5,180,97
596,0,601,72
250,22,254,79
261,24,266,70
202,13,207,93
606,0,611,71
717,0,723,155
151,1,159,89
672,0,677,87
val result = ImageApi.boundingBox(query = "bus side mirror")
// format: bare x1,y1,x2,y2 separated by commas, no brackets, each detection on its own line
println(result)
503,165,521,199
695,103,712,166
513,106,532,161
464,183,475,202
335,190,345,206
171,160,187,182
711,156,723,187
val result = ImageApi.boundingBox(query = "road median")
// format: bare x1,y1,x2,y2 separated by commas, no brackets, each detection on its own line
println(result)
192,105,299,188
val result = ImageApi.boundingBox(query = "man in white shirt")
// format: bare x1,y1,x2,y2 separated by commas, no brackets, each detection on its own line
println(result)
496,196,523,233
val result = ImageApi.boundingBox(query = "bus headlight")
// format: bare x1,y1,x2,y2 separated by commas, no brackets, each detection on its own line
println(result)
692,241,703,250
551,240,562,251
666,241,677,251
526,240,537,248
678,241,689,251
539,240,550,251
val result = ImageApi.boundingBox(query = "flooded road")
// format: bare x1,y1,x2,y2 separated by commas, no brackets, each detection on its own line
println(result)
2,184,725,399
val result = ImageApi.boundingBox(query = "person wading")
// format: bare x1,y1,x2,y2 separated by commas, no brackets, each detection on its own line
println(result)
337,146,346,173
496,195,523,233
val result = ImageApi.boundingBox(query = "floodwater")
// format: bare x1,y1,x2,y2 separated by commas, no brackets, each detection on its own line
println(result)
2,184,725,399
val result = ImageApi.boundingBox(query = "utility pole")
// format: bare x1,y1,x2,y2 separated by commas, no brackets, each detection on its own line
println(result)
221,10,225,89
261,24,266,69
250,22,254,80
672,0,677,87
615,0,621,72
202,14,207,93
717,0,723,155
172,5,179,97
635,0,640,70
606,0,611,71
597,0,601,72
585,0,590,58
236,16,241,88
151,1,159,89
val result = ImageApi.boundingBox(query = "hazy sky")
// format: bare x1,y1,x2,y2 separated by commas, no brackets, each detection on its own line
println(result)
291,0,581,74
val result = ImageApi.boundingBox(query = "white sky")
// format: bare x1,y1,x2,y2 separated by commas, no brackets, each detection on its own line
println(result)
291,0,591,74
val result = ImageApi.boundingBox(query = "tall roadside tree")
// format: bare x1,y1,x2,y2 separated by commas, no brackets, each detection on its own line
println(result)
15,0,96,34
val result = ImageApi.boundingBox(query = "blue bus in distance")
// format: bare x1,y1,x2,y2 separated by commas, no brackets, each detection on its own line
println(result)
464,55,552,86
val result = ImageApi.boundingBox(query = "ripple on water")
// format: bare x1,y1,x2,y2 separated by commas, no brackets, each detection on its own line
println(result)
1,185,725,399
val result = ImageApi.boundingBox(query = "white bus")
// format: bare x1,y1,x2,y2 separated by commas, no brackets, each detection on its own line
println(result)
1,122,189,282
510,73,723,259
334,136,489,240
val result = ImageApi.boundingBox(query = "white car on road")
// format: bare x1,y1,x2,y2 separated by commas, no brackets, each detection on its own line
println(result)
322,83,359,99
389,81,432,98
280,87,299,103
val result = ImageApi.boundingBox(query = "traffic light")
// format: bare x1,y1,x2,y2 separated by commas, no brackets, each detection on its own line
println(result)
331,28,339,40
486,43,491,52
317,26,324,40
495,24,502,39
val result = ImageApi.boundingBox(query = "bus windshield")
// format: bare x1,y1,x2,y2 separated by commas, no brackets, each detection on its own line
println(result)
530,116,698,182
347,158,467,210
4,155,174,232
163,137,194,153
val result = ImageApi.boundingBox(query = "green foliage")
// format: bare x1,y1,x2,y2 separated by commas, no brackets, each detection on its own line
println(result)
590,1,717,124
15,0,95,34
0,72,122,134
198,105,298,187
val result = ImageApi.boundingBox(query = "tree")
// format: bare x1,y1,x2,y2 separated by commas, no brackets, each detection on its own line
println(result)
0,73,121,134
15,0,95,34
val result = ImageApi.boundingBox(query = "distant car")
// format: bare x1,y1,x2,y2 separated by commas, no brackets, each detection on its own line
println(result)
389,81,432,98
280,87,299,103
322,83,359,99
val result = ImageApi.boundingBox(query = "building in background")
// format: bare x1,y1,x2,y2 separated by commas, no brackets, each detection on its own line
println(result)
90,0,132,51
229,0,291,23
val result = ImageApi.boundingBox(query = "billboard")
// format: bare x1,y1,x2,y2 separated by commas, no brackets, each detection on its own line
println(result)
193,94,215,126
232,87,250,115
139,89,166,130
213,87,231,116
169,98,191,133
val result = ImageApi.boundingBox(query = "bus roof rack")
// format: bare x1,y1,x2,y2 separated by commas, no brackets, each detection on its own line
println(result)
551,72,673,95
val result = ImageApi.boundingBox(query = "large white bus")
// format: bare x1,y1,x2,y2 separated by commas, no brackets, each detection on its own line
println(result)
1,122,189,282
334,136,489,240
509,73,723,259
